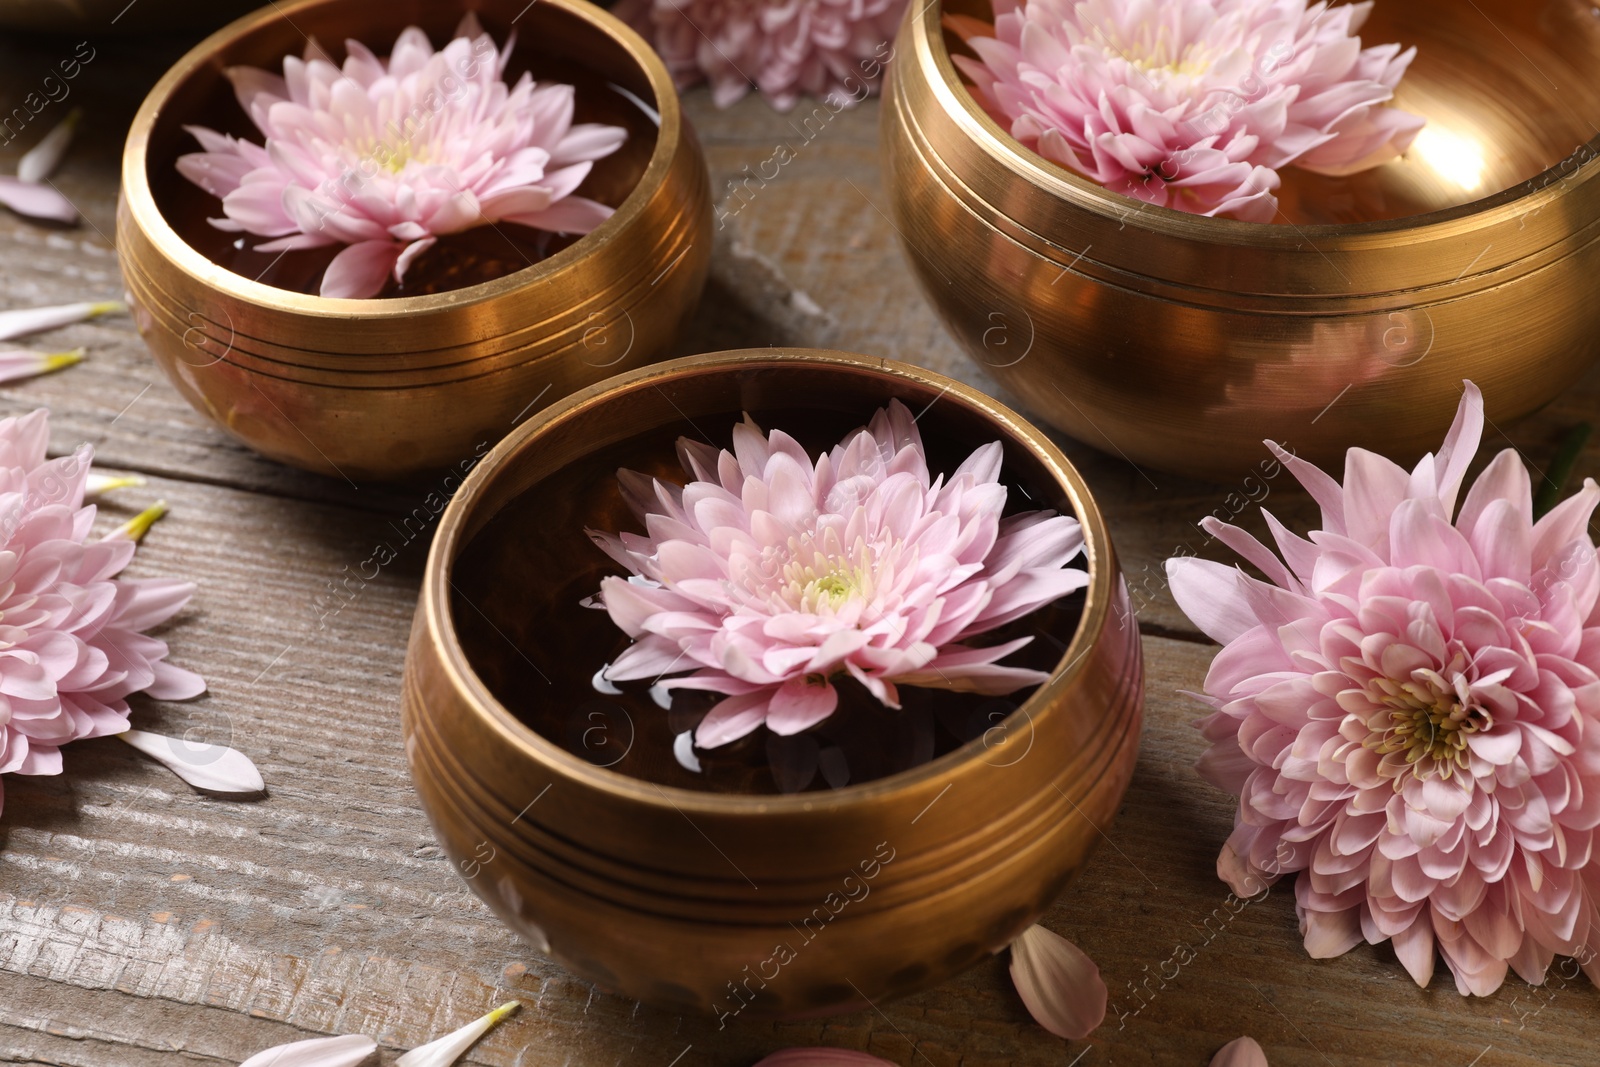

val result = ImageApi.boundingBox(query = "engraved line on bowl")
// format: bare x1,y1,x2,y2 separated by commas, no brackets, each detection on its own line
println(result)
245,378,359,491
646,781,759,889
511,383,554,425
1050,382,1159,490
1245,978,1336,1067
913,381,954,421
844,978,938,1067
448,577,553,684
511,782,553,824
652,245,693,287
1309,383,1352,425
665,1045,693,1067
1051,244,1093,285
1453,243,1495,283
1052,782,1159,891
909,782,952,824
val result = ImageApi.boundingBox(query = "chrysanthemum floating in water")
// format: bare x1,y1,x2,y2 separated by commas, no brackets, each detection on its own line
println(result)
177,14,627,298
948,0,1425,220
589,400,1089,749
1170,382,1600,995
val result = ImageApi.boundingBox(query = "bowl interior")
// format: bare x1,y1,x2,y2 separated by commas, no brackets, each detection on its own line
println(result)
143,0,660,297
444,355,1092,796
941,0,1600,225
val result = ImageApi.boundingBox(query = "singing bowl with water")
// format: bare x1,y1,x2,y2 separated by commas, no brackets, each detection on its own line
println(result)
883,0,1600,481
401,348,1143,1017
118,0,710,481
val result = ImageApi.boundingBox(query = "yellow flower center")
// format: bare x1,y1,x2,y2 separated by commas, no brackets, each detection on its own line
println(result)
1362,675,1492,785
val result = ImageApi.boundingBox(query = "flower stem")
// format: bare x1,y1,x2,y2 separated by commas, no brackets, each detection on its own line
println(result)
1534,422,1592,519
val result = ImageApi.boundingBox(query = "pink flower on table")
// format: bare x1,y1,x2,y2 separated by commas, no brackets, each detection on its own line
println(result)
948,0,1425,221
0,410,205,818
176,14,627,299
591,400,1088,748
614,0,904,111
1168,381,1600,996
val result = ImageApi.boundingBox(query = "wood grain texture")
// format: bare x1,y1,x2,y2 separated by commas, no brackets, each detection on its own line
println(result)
0,24,1597,1067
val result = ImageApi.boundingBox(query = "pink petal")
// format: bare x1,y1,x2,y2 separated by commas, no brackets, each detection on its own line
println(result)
752,1051,897,1067
765,675,839,735
1209,1037,1269,1067
0,176,78,223
1167,557,1257,643
695,690,771,748
1008,924,1106,1040
320,240,403,299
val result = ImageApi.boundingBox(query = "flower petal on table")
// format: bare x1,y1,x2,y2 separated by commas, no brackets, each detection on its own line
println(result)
238,1033,376,1067
0,347,82,383
395,1001,520,1066
1008,924,1107,1039
0,300,122,342
1210,1036,1270,1067
119,729,265,796
752,1051,898,1067
17,107,82,183
0,176,78,223
86,472,147,495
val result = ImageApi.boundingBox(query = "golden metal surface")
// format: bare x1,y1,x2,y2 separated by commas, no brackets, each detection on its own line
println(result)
117,0,711,482
884,0,1600,480
401,349,1144,1018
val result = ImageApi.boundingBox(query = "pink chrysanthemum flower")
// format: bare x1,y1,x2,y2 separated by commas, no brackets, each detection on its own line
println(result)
0,410,205,818
948,0,1426,220
591,400,1089,747
177,15,627,299
1168,382,1600,995
614,0,904,110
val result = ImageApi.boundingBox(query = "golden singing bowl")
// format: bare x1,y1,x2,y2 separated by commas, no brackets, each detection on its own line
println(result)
884,0,1600,481
118,0,710,482
401,348,1144,1018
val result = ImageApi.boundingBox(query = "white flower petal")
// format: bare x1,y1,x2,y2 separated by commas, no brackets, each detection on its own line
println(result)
1008,924,1106,1040
86,471,147,495
18,107,82,183
1209,1036,1269,1067
102,499,168,543
238,1033,376,1067
0,346,81,383
120,729,266,796
0,300,123,342
395,1002,519,1067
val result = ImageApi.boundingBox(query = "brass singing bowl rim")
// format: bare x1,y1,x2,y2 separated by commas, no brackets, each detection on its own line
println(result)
420,348,1117,816
120,0,681,323
912,0,1600,245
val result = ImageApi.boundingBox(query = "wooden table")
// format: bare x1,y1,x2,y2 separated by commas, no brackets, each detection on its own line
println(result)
2,23,1597,1067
